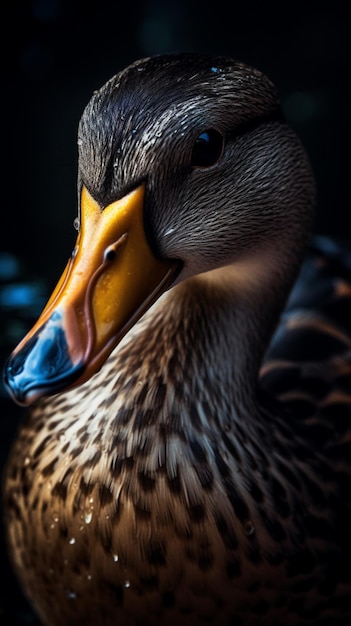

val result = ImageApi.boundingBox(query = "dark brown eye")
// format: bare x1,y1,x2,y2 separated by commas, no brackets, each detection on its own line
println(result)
191,129,223,167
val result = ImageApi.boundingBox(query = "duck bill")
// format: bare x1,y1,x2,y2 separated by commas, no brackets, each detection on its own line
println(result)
4,184,178,406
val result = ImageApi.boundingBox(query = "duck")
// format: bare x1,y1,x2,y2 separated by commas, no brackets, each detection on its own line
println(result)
3,53,351,626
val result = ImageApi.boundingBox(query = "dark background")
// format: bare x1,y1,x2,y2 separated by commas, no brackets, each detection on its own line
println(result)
0,1,349,623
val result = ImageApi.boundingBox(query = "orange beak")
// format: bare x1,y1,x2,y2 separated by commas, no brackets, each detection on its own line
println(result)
4,184,179,405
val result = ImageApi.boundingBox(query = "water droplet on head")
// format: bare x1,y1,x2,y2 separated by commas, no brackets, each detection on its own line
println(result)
112,554,119,562
244,520,255,536
124,580,131,588
84,512,92,524
69,537,76,545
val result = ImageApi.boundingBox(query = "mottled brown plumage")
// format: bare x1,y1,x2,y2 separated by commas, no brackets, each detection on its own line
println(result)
3,54,351,625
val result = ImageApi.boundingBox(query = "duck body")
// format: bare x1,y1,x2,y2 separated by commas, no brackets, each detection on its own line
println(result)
3,54,351,625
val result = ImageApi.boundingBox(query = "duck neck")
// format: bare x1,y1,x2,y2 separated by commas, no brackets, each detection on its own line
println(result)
133,257,286,434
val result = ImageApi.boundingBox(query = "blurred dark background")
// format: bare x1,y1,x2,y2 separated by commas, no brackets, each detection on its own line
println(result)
0,1,349,623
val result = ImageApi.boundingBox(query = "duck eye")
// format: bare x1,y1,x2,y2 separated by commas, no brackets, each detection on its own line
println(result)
191,129,223,168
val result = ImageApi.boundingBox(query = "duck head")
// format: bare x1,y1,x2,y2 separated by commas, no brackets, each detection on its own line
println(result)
4,54,315,405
